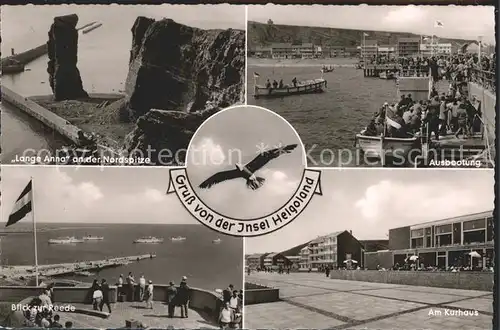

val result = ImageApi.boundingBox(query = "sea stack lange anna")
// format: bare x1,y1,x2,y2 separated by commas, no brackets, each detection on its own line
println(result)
47,14,88,101
124,17,245,119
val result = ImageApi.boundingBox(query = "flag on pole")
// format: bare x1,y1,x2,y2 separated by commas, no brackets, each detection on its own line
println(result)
253,72,260,78
385,107,402,130
363,33,369,36
434,20,444,28
6,180,33,227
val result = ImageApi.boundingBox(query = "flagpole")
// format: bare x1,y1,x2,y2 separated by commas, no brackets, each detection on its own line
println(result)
31,177,39,286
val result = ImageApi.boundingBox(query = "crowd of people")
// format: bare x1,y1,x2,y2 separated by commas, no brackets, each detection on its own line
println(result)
218,284,243,329
364,83,482,140
22,285,73,328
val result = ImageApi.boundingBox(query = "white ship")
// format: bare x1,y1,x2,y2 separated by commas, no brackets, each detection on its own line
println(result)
171,236,186,242
133,236,164,244
82,235,104,241
48,237,84,244
212,238,222,244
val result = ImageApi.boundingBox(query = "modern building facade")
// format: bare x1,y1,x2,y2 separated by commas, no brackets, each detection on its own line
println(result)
263,253,291,269
366,210,494,270
377,45,396,58
397,37,421,57
420,43,453,57
361,40,378,60
245,253,269,269
297,231,364,270
266,43,318,59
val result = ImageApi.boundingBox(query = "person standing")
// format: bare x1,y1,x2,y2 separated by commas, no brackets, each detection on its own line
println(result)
223,284,233,304
218,302,233,329
166,281,177,318
126,272,135,302
138,275,146,301
229,290,240,310
117,274,124,300
177,276,191,318
145,280,154,309
92,286,103,311
99,279,112,313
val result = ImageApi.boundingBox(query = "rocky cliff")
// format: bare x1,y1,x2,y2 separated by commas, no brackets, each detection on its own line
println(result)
124,17,245,119
47,14,88,101
118,17,245,165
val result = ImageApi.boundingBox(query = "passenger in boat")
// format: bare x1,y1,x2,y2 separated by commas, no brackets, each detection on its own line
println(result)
449,101,459,132
429,86,438,99
272,80,278,88
455,104,469,139
278,79,284,88
439,96,448,135
425,96,441,140
292,77,297,87
402,107,413,125
265,79,271,88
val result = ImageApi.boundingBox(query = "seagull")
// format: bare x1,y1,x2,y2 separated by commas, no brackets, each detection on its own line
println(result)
198,144,298,190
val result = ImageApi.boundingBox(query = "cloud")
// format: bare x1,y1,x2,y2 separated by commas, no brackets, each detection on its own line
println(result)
189,137,230,167
382,6,426,27
355,179,494,224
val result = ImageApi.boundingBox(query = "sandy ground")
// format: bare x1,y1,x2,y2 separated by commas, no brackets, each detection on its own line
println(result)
248,57,358,67
33,96,133,151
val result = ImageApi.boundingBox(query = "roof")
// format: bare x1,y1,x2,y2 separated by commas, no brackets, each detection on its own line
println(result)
309,231,344,244
398,37,421,43
265,253,278,258
410,210,493,230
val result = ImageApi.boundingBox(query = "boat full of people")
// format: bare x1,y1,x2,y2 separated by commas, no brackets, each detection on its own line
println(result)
171,236,186,242
321,65,334,73
82,235,104,241
253,73,327,99
212,238,222,244
48,237,85,244
379,70,397,80
133,236,164,244
74,271,95,277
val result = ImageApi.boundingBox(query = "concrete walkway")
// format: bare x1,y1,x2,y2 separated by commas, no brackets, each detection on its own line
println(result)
245,272,493,330
56,302,217,329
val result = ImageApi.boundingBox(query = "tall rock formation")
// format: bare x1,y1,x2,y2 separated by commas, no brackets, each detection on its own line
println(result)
124,17,245,119
47,14,88,101
120,17,245,165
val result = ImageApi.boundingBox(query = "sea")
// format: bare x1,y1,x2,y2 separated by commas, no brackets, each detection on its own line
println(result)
0,223,243,291
247,62,401,167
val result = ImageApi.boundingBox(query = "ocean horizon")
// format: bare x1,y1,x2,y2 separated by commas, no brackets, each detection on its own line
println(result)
0,223,243,291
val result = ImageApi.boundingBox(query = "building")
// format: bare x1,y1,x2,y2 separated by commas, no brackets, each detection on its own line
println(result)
397,37,421,57
253,46,272,58
420,43,453,57
377,44,396,58
263,253,291,269
270,43,293,59
269,42,318,59
292,43,315,59
361,40,378,60
297,230,364,270
330,46,346,57
245,253,269,269
366,210,494,270
344,46,359,57
286,256,301,270
359,239,389,252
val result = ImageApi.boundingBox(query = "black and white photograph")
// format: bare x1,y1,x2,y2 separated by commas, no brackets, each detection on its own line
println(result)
244,169,494,330
247,5,495,168
0,166,243,329
185,105,305,220
1,4,245,166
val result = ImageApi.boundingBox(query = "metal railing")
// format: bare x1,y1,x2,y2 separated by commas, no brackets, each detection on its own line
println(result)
469,67,496,93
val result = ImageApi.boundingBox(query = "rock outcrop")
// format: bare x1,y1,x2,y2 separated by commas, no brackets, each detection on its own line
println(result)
123,107,220,165
123,17,245,119
47,14,88,101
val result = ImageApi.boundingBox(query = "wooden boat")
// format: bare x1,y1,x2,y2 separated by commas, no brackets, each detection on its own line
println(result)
355,130,420,160
322,66,334,73
253,78,327,99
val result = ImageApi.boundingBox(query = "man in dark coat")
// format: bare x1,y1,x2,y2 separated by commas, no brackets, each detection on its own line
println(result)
176,277,191,318
99,279,112,313
222,284,234,304
166,281,177,318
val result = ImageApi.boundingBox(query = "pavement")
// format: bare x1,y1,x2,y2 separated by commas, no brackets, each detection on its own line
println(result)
245,272,493,330
55,301,217,329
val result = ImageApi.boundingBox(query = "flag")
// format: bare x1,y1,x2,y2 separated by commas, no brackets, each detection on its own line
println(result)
434,20,444,28
6,180,33,227
253,72,260,78
385,107,402,130
363,33,369,36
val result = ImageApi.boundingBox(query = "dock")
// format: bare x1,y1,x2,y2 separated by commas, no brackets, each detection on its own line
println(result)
0,254,156,279
363,64,399,77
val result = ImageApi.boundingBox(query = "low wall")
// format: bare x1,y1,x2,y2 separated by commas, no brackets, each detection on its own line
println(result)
244,282,280,305
397,77,430,101
0,284,221,323
1,44,48,67
1,86,79,145
329,270,493,291
468,82,496,144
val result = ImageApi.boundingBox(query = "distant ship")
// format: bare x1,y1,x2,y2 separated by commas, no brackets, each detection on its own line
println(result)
74,271,95,277
82,235,104,241
133,236,164,244
171,236,186,242
212,238,222,244
48,237,84,244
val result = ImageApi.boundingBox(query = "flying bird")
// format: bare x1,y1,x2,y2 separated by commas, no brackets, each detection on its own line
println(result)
198,144,298,190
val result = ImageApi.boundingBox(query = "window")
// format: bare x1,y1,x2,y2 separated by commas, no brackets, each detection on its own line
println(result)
487,218,493,242
425,227,431,235
426,236,432,248
411,237,424,249
453,223,461,245
436,224,452,234
411,229,424,237
463,219,486,231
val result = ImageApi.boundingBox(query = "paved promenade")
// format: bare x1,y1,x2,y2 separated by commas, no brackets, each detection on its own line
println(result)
56,302,217,329
245,272,493,330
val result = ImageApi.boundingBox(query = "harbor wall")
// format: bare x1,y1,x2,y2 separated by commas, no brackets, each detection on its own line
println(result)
397,77,430,101
329,270,493,291
244,287,280,305
1,86,79,145
0,44,48,67
468,82,496,144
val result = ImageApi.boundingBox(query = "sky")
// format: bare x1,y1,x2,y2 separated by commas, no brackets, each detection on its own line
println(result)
186,106,305,219
1,165,197,225
248,5,496,44
245,169,495,254
1,4,245,51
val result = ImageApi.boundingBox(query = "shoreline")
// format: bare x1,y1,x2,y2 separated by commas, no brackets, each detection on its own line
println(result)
248,57,358,68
